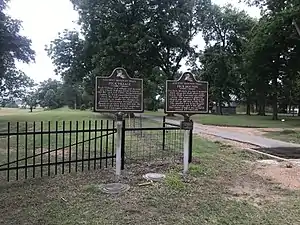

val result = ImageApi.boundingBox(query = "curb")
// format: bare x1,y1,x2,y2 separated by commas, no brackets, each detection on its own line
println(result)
244,148,289,161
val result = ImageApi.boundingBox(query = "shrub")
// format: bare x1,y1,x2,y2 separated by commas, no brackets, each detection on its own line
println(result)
80,104,86,111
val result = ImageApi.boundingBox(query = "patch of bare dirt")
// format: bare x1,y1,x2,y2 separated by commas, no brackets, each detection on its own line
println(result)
225,163,287,208
228,179,282,208
253,160,300,190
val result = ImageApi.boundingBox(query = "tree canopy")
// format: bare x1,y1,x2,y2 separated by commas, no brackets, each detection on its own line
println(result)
45,0,300,118
0,0,35,101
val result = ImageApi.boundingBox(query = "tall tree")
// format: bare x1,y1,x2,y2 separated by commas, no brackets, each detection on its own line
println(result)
0,0,35,105
244,0,300,119
0,1,35,98
36,79,64,108
47,0,211,110
193,4,256,114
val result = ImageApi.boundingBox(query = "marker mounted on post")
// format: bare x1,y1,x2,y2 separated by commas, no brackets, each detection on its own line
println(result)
165,72,209,174
94,67,144,176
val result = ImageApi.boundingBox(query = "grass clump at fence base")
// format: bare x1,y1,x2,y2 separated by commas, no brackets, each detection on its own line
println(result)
1,135,300,225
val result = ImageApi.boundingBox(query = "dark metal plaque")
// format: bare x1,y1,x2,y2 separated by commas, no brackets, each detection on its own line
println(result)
95,68,143,112
165,72,208,114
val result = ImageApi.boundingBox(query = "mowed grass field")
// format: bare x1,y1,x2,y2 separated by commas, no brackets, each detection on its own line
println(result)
145,110,300,128
1,108,300,224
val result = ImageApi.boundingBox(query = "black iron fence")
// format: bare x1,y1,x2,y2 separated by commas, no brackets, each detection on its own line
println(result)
0,120,116,182
0,116,192,182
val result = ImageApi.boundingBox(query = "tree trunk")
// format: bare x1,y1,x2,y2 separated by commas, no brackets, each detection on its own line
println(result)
246,98,251,115
272,77,278,120
218,100,223,115
257,92,266,116
218,90,223,115
255,100,258,113
30,106,33,112
272,100,278,120
298,104,300,116
292,106,295,116
258,102,266,116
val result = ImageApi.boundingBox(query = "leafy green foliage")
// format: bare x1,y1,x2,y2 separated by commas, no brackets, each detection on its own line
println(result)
44,0,300,118
47,0,211,109
43,89,58,109
22,90,38,112
0,2,35,100
192,4,256,113
242,0,300,118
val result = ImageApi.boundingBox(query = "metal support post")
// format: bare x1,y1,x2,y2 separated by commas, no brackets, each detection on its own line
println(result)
115,112,123,176
181,115,192,174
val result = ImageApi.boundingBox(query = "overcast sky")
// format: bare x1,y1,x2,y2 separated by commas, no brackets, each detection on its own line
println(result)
7,0,260,83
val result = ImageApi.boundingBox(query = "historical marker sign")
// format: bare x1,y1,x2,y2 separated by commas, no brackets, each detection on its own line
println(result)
95,67,144,112
165,72,208,114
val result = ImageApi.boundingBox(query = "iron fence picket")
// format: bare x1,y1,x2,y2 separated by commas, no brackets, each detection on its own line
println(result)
94,121,97,170
17,122,19,180
75,121,78,172
69,121,72,173
40,121,43,177
100,120,103,168
88,120,91,170
81,121,85,172
7,122,10,181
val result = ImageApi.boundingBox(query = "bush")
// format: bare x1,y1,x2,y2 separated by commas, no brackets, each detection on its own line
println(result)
80,104,86,111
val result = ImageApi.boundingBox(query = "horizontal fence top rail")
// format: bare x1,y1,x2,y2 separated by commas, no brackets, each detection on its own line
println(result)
0,120,116,136
163,122,180,127
124,127,181,131
0,128,117,136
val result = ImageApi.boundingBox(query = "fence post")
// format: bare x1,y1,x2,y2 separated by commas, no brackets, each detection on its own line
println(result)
115,113,124,176
183,129,190,174
162,116,166,151
121,119,126,170
188,121,193,163
139,114,142,128
182,115,193,174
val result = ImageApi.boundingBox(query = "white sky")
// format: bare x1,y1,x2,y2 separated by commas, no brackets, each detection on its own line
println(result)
7,0,260,83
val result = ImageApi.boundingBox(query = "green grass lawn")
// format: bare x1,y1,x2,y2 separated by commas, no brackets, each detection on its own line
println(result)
1,135,300,224
145,110,300,128
264,130,300,144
